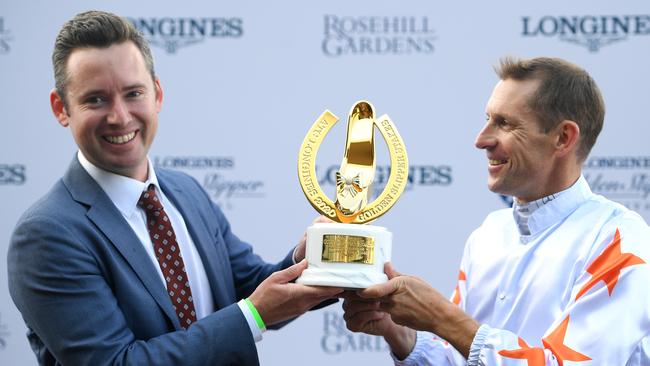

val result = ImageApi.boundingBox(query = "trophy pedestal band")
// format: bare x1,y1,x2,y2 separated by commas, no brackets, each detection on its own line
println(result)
296,267,388,289
296,223,392,289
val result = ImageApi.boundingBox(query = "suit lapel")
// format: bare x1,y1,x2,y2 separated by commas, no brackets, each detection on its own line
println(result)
158,174,232,310
63,158,181,329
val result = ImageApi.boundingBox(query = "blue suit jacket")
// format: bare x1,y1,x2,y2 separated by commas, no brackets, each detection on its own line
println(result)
8,157,294,365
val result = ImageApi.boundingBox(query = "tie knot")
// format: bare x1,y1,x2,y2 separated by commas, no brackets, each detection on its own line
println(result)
138,185,163,212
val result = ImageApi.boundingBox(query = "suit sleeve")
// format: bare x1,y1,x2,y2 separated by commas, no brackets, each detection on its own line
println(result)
8,212,261,366
209,199,293,300
203,188,336,328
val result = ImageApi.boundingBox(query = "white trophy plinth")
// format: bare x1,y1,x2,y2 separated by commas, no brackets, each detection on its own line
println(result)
296,223,392,288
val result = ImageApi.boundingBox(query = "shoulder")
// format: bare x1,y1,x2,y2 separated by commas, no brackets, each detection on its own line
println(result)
156,167,227,222
578,194,650,260
585,194,649,236
156,167,212,203
14,179,81,228
9,179,95,275
156,167,202,189
602,204,650,257
474,208,513,233
483,207,512,223
465,208,513,246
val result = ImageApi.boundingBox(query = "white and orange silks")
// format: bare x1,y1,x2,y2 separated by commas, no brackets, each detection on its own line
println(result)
395,176,650,365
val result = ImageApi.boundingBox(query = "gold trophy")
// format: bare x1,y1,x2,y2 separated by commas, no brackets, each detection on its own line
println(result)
296,101,408,288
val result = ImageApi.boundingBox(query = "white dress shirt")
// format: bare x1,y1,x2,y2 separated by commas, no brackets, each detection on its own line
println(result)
77,152,264,341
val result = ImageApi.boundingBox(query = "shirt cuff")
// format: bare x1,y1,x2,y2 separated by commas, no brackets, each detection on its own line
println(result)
237,299,264,342
466,324,491,366
390,331,432,365
291,245,298,264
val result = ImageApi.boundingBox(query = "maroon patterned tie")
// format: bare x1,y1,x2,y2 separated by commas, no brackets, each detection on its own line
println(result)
138,184,197,329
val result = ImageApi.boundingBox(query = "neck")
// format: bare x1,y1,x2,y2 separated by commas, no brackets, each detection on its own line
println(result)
517,160,581,204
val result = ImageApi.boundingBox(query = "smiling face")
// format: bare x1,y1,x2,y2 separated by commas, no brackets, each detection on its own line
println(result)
51,41,162,182
475,78,562,202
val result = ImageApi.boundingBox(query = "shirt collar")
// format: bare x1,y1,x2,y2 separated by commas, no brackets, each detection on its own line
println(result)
513,194,557,236
512,175,593,237
77,151,161,218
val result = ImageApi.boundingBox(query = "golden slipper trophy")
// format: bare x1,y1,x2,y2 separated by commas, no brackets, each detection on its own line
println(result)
296,101,408,288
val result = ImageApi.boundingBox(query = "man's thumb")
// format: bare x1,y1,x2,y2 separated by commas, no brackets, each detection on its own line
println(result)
385,262,401,280
274,259,308,283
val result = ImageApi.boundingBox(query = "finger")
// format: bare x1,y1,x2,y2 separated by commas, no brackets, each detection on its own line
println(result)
291,283,344,299
342,297,379,310
313,285,345,297
335,291,350,299
309,297,338,310
378,299,395,313
272,259,308,283
357,280,398,299
345,310,390,333
302,293,345,310
342,298,381,316
293,240,306,262
286,286,343,314
385,262,402,279
343,307,385,323
340,290,367,301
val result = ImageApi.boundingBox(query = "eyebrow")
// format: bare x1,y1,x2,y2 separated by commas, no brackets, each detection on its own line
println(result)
77,83,148,100
488,109,520,123
123,83,148,91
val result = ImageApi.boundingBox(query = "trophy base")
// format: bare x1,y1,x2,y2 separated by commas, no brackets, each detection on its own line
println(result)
296,267,388,289
296,223,392,289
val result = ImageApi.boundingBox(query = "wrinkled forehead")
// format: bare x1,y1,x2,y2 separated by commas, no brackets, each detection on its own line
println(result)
486,78,540,116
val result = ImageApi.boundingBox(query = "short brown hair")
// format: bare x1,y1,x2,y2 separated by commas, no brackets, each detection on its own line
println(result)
495,57,605,161
52,11,155,105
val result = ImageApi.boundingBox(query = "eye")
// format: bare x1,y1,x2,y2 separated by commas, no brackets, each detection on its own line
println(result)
490,116,509,128
85,95,106,106
126,90,143,98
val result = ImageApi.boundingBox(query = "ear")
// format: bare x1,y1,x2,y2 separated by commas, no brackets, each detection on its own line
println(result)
50,89,70,127
154,77,163,113
553,120,580,158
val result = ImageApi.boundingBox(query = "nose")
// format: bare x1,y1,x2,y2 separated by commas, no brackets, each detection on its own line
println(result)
106,97,130,126
474,122,497,150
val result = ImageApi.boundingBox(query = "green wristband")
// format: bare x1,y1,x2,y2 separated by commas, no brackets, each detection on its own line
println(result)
245,298,266,331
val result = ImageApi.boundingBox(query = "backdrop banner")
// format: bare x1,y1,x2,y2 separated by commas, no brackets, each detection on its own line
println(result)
1,1,648,364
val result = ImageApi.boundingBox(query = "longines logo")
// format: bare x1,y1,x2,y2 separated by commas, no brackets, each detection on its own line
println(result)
323,15,437,57
0,313,8,350
522,15,650,52
318,164,452,199
584,156,650,215
0,17,12,54
0,164,26,185
128,17,243,54
154,156,264,209
321,311,388,354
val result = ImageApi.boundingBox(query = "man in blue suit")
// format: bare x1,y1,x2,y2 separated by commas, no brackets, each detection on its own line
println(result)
7,10,342,365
